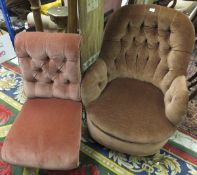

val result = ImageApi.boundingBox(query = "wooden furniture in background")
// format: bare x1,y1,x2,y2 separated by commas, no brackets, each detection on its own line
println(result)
28,0,43,31
48,6,68,32
78,0,104,68
67,0,78,33
26,0,107,68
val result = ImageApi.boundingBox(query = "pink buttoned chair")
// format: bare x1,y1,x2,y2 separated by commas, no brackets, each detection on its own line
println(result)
1,32,82,170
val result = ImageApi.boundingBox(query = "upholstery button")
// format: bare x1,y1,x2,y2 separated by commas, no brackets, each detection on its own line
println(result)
32,78,37,82
33,72,38,79
37,68,42,72
45,57,50,61
98,82,103,88
65,80,70,84
127,23,130,30
157,58,161,65
62,59,66,63
107,72,110,78
50,80,54,83
144,39,148,46
141,22,144,28
57,69,61,73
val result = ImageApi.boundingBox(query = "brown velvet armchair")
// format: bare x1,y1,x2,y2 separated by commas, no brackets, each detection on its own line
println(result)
1,32,82,170
81,5,195,156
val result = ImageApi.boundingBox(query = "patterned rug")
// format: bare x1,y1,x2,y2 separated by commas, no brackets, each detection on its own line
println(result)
178,44,197,139
0,60,196,175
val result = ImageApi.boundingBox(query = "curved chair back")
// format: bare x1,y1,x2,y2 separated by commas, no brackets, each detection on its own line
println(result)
100,5,195,93
15,32,81,100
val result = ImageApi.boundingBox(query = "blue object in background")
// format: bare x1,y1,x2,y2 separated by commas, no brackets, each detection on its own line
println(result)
0,0,15,45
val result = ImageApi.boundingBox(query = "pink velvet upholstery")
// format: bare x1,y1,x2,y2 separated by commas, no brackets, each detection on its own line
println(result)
16,32,81,100
1,32,82,170
2,98,81,170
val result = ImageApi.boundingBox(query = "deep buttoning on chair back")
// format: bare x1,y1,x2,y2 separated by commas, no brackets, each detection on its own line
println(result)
15,32,81,100
100,4,195,94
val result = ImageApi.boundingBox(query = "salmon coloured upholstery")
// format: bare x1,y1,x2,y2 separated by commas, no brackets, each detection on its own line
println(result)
1,98,81,169
16,32,81,100
1,32,82,170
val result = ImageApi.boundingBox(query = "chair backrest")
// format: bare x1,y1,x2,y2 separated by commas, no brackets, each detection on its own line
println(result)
104,0,122,13
100,4,195,93
15,32,81,101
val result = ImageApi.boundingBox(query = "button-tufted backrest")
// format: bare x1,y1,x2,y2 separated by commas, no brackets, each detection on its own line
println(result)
100,5,195,93
15,32,81,101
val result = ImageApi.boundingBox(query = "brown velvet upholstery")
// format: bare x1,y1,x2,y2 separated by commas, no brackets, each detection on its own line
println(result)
81,5,195,156
1,32,82,169
104,0,122,13
88,78,175,143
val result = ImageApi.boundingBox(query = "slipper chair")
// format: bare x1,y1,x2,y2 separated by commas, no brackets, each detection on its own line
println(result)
81,5,195,156
1,32,82,170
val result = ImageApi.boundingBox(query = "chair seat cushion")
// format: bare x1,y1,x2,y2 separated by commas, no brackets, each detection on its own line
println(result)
1,98,82,170
87,78,175,144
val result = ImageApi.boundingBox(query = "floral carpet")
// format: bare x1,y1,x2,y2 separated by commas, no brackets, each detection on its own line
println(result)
178,45,197,139
0,60,196,175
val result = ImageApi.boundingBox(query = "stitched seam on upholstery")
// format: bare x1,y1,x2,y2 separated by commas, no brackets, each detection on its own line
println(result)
58,63,64,71
66,59,78,62
125,52,128,71
33,72,38,79
168,68,186,72
104,39,121,42
161,67,169,81
142,5,156,76
152,5,162,82
170,10,178,31
157,4,161,44
166,11,177,55
171,49,192,54
152,56,162,82
135,54,138,74
143,56,149,70
45,32,49,56
90,120,164,144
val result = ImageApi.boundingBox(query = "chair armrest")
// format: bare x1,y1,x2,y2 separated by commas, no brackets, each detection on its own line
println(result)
81,59,108,106
164,76,188,126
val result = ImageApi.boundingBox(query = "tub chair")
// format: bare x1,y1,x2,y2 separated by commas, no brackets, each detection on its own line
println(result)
81,5,195,156
1,32,82,170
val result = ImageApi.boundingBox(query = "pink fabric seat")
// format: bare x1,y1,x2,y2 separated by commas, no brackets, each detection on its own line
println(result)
1,32,82,170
